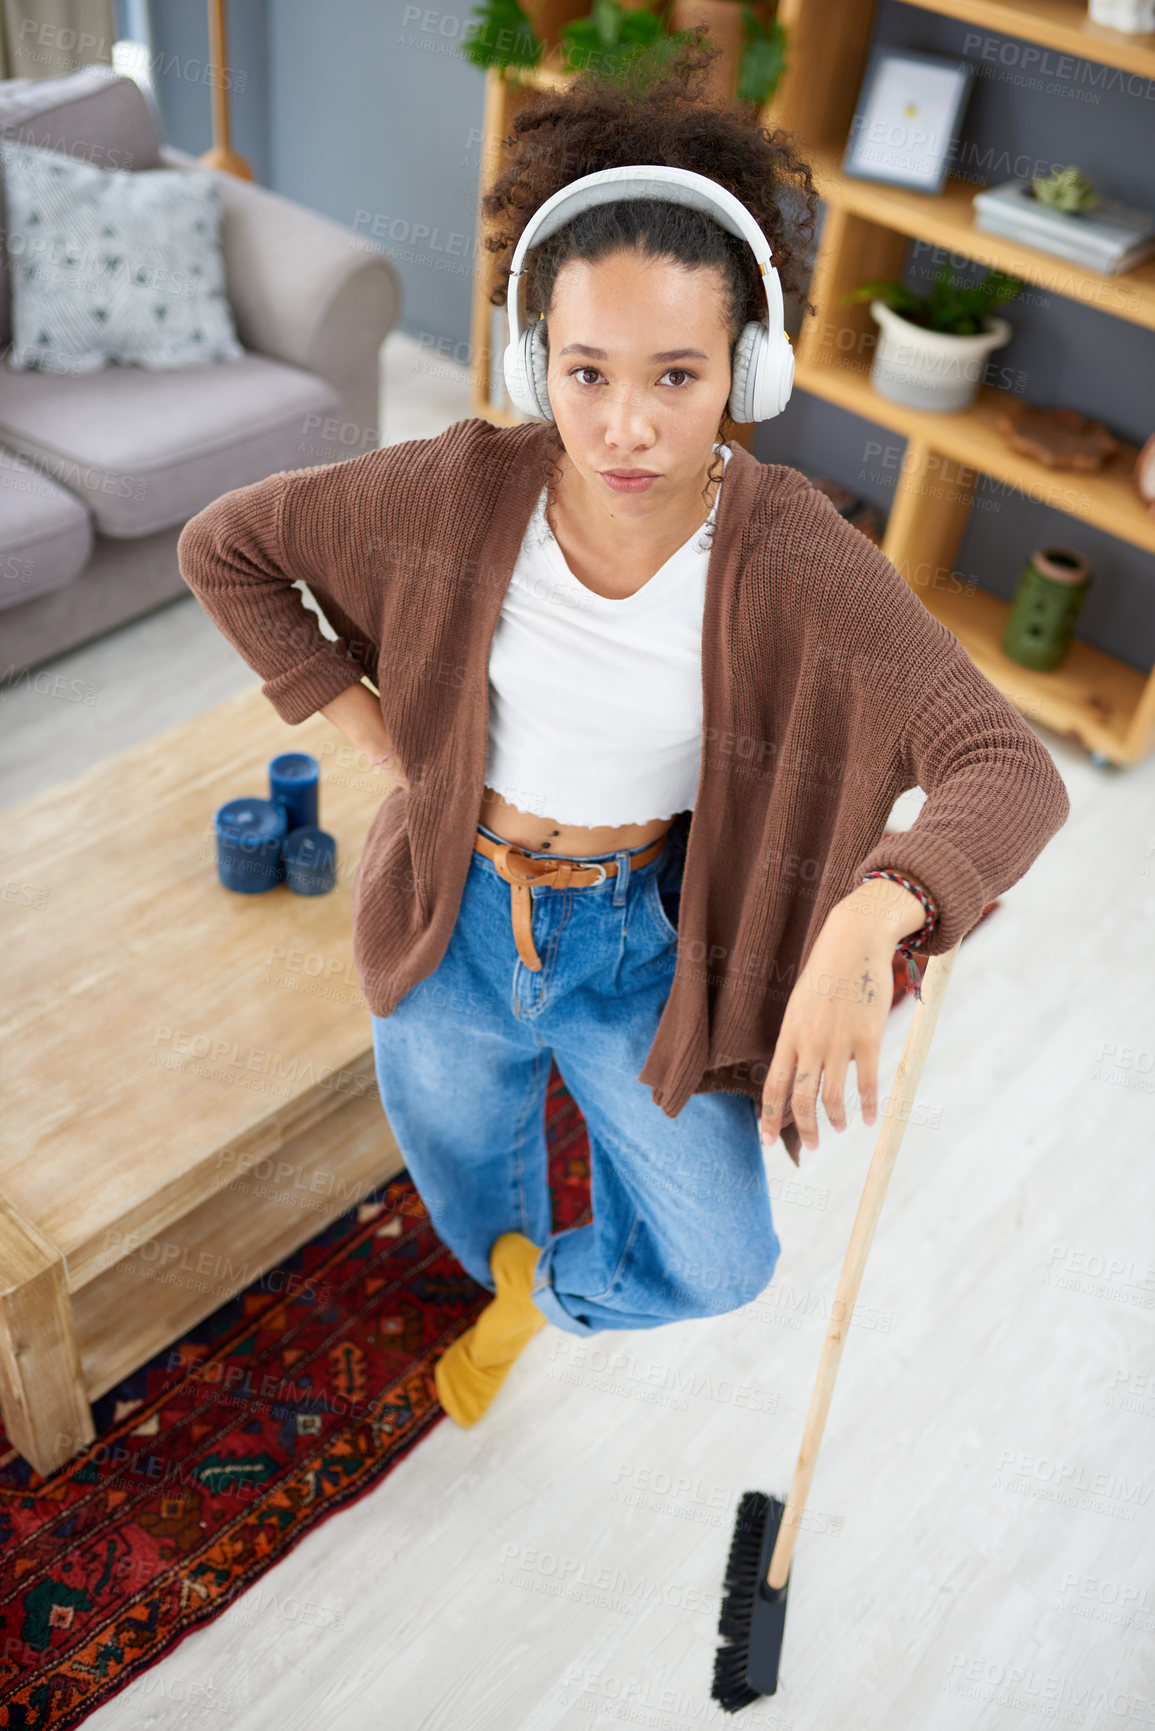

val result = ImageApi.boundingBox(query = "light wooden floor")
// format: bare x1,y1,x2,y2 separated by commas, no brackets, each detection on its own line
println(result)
7,335,1152,1731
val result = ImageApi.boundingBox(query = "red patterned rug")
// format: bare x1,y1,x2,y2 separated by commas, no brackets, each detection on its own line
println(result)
0,1071,594,1730
0,891,995,1728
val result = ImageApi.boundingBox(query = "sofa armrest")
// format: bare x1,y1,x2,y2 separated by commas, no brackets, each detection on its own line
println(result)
159,143,402,443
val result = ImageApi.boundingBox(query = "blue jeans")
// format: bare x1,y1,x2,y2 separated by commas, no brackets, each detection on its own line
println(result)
369,819,780,1336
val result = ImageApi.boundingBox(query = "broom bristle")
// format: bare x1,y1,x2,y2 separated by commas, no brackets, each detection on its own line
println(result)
711,1490,772,1712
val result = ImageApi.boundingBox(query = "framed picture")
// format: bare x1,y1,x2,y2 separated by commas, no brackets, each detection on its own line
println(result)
842,46,974,196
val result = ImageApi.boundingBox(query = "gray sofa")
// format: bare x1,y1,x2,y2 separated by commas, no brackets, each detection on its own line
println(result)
0,66,402,678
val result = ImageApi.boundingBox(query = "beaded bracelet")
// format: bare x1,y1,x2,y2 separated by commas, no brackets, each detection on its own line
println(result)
858,868,939,1001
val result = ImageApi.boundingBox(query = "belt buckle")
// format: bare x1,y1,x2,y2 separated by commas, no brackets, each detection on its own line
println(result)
578,859,608,888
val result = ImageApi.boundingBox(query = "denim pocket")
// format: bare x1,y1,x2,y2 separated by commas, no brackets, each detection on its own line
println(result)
645,872,680,943
643,832,684,944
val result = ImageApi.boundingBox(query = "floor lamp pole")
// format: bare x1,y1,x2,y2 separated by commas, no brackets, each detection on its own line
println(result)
200,0,253,180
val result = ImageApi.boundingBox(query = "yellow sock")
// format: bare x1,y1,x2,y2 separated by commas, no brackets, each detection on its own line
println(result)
435,1232,548,1428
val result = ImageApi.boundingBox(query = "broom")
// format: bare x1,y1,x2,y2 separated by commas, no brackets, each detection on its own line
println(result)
711,938,963,1710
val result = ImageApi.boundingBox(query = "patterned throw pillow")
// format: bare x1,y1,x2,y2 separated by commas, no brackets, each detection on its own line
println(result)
0,136,244,373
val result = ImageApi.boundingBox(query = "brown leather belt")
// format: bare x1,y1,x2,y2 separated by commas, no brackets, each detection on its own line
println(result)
474,826,670,972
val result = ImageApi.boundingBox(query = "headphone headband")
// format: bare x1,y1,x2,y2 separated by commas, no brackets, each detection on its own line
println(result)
500,163,794,424
505,164,785,353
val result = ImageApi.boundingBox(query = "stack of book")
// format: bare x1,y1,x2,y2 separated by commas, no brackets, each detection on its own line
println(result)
972,178,1155,276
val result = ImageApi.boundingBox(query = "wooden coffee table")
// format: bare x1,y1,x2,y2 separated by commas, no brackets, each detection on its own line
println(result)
0,685,407,1477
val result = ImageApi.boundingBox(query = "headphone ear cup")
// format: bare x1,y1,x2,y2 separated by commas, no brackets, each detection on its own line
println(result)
729,320,795,422
780,334,795,412
757,330,795,420
527,320,553,422
502,324,535,419
502,319,553,421
502,333,528,417
729,321,766,424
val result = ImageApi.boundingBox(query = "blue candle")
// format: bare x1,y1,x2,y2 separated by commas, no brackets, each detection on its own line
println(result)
269,752,320,833
214,797,287,894
282,826,338,897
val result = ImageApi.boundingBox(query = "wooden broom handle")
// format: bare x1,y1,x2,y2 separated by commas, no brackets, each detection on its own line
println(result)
766,939,962,1591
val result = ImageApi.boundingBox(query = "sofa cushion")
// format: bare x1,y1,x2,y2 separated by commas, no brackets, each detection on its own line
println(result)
0,67,164,351
0,135,243,374
0,447,92,610
0,349,344,537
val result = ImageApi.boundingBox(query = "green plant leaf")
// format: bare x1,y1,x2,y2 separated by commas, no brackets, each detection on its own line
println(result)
461,0,540,70
737,9,786,106
592,0,621,47
620,7,665,42
1032,165,1100,212
843,279,925,316
560,5,694,85
845,259,1023,334
560,19,598,48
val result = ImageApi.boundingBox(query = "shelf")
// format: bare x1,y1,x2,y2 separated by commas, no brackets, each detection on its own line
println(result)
469,388,528,428
895,567,1146,758
498,62,573,93
901,0,1155,79
805,144,1155,332
469,19,1155,764
793,355,1155,555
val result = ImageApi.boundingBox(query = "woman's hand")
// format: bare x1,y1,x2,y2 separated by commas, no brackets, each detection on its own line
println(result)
366,743,410,793
319,682,410,792
759,879,926,1153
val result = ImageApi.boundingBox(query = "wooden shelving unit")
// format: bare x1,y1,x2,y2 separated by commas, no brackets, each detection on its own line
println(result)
902,0,1155,75
803,142,1155,332
468,0,1155,766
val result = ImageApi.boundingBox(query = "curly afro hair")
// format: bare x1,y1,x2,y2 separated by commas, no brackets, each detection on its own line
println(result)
481,35,819,513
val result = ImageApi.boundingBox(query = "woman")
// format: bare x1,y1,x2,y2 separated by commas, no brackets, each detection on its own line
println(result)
178,47,1070,1431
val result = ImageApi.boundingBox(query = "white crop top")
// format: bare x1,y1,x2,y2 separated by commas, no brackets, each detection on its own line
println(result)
483,444,731,827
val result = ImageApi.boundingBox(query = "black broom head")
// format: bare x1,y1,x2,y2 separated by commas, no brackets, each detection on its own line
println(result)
711,1489,791,1712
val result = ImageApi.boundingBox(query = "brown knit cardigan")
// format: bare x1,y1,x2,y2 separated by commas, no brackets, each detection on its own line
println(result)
177,415,1071,1164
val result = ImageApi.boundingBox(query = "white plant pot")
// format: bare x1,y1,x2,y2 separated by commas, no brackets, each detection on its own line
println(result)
1088,0,1155,32
869,298,1013,413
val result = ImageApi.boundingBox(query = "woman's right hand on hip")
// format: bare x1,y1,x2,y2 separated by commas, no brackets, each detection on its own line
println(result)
319,682,410,792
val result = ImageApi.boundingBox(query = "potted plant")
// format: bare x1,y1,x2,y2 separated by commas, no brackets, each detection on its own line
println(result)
461,0,787,106
1088,0,1155,33
844,260,1024,414
460,0,543,72
665,0,784,106
559,0,696,83
1031,165,1101,214
735,1,786,104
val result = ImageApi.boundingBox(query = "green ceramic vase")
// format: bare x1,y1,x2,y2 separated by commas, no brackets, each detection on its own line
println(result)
1002,546,1092,671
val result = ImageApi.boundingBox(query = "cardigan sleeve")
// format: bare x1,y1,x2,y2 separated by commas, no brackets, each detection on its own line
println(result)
852,647,1071,953
176,469,372,726
780,485,1072,955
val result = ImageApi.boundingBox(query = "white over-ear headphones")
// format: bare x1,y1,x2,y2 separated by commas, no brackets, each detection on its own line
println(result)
501,163,794,425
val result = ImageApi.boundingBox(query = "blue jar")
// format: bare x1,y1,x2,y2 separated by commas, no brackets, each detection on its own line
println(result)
282,825,337,896
214,797,287,894
269,752,320,833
